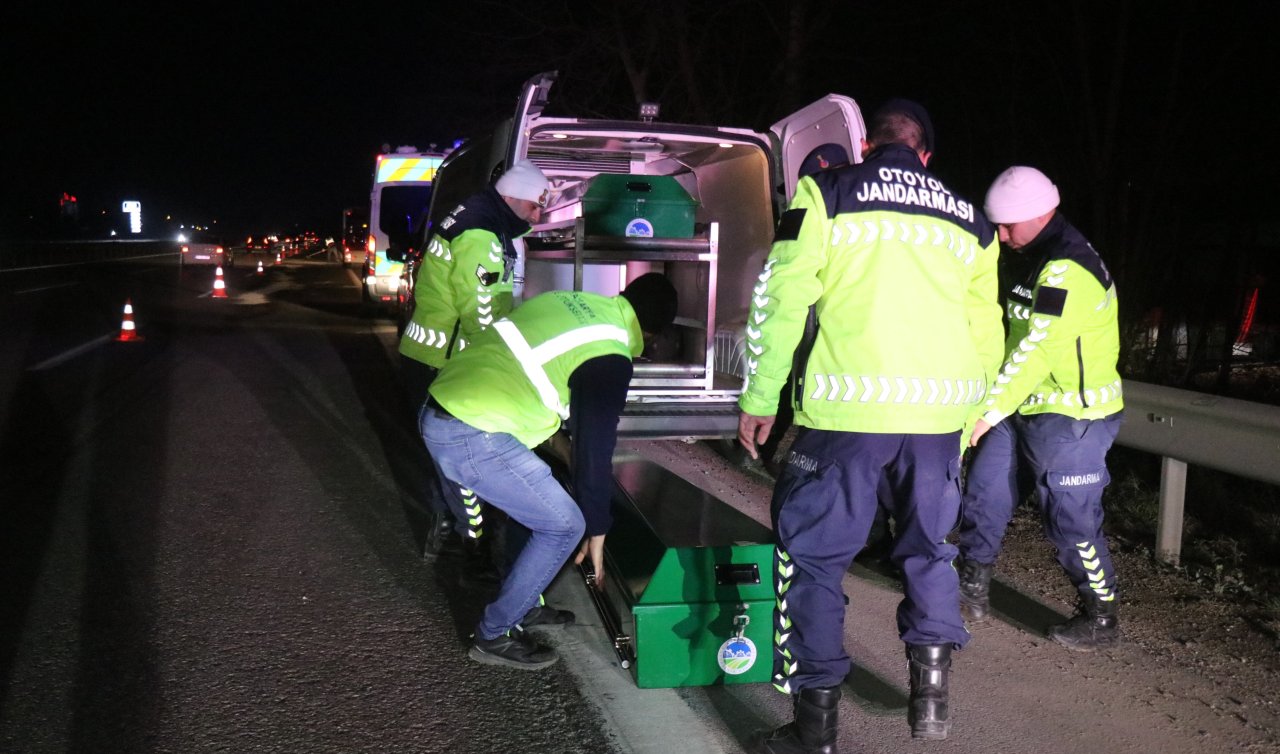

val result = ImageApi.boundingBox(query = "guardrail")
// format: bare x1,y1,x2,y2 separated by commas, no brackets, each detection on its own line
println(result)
1116,380,1280,565
0,239,177,271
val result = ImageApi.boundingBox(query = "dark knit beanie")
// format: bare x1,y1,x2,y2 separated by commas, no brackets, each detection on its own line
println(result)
620,273,678,333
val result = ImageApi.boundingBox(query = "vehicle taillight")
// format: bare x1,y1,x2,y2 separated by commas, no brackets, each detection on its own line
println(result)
181,245,189,253
216,246,224,253
366,234,376,254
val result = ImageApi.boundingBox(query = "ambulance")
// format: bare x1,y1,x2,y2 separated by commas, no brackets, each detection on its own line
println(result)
362,146,446,310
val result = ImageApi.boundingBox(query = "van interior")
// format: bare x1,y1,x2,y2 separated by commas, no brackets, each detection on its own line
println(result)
522,127,778,407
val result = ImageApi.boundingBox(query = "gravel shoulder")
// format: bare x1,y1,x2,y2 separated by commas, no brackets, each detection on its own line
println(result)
993,506,1280,748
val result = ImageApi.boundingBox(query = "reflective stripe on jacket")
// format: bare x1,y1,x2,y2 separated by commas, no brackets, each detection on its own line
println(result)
738,144,1005,434
398,187,529,368
982,213,1124,424
428,291,644,449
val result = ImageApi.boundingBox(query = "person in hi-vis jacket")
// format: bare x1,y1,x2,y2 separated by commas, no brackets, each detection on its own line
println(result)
421,274,677,670
955,166,1125,654
398,160,550,562
738,99,1004,750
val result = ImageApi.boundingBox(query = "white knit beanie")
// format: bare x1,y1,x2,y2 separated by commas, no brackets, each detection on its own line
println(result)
495,160,550,204
984,166,1060,224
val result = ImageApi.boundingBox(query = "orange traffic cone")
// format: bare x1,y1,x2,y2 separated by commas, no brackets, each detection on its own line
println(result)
212,266,228,299
256,259,264,275
116,298,143,342
274,252,282,265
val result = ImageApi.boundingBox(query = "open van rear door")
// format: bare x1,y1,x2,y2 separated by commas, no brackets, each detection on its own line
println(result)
508,70,558,168
771,95,866,203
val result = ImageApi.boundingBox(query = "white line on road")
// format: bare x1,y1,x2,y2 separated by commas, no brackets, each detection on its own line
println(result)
27,333,114,371
15,281,80,295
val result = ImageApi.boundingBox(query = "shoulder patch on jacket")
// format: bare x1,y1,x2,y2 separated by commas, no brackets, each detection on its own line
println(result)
1034,287,1068,317
774,208,807,242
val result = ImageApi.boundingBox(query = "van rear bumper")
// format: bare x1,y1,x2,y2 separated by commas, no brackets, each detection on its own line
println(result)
618,399,739,440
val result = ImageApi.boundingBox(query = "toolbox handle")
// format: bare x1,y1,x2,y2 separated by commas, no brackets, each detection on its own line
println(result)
715,563,761,586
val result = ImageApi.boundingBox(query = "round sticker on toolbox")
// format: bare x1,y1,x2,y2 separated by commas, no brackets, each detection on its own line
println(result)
625,217,655,237
717,635,757,675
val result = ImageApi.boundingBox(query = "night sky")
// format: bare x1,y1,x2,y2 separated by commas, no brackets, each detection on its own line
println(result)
4,3,526,238
5,0,1277,258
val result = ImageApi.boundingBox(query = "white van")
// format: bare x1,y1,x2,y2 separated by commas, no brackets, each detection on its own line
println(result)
363,146,446,310
417,71,865,440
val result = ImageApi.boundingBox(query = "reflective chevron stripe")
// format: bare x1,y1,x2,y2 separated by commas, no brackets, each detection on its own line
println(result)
742,259,778,386
403,321,450,349
1075,540,1114,600
808,373,986,406
830,219,978,265
1021,379,1123,409
460,486,484,540
988,313,1055,405
773,547,797,694
475,282,495,327
425,237,452,261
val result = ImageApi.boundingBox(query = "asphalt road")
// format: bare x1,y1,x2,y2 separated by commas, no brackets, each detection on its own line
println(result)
0,254,620,753
0,251,1274,754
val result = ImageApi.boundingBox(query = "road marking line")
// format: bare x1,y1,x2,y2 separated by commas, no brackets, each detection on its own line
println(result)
16,281,80,294
28,333,114,371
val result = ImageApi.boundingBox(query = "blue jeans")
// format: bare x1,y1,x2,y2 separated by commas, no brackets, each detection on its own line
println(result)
420,407,585,639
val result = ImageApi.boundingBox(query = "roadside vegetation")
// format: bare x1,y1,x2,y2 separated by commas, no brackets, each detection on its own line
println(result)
1104,441,1280,641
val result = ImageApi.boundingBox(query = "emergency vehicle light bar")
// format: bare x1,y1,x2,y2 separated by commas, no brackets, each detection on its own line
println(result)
376,156,443,184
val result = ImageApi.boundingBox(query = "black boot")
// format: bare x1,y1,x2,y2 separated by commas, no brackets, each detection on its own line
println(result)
956,556,994,623
422,510,460,560
1048,593,1120,651
755,686,841,754
906,644,951,740
458,536,503,590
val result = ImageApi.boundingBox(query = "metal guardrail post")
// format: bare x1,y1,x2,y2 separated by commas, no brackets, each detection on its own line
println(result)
1155,456,1188,565
1118,380,1280,567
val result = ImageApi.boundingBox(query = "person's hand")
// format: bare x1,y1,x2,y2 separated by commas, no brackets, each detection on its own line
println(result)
574,534,607,591
969,418,993,447
738,412,776,460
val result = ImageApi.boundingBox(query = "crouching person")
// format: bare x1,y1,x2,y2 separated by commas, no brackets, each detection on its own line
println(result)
420,274,678,668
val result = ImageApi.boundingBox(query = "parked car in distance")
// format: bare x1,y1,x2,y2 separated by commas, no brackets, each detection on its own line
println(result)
341,206,368,268
179,232,233,268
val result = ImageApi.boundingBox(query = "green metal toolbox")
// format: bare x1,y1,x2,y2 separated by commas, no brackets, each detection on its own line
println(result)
581,175,698,239
589,451,775,688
